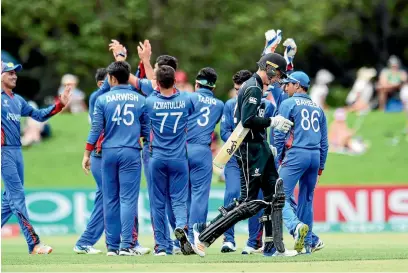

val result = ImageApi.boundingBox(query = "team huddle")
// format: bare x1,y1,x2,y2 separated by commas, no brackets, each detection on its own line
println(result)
0,29,328,257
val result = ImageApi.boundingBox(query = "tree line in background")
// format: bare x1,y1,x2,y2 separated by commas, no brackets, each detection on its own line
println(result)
2,0,408,103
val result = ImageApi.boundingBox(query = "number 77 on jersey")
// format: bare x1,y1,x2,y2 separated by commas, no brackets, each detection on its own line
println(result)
213,122,249,169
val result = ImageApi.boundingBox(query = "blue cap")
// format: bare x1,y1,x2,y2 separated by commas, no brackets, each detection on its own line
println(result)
282,71,310,88
2,62,22,74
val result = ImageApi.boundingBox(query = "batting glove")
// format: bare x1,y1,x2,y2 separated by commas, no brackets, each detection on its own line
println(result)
270,115,293,133
262,29,282,55
269,145,277,158
283,38,297,66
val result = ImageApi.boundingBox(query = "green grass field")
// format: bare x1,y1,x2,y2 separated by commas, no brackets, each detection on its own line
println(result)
21,111,407,190
2,234,408,272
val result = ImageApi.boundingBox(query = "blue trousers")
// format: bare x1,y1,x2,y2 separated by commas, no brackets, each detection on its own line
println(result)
286,192,320,247
149,157,189,252
279,148,320,246
1,147,40,253
76,155,104,246
187,144,212,243
223,157,263,248
102,148,141,250
143,145,173,253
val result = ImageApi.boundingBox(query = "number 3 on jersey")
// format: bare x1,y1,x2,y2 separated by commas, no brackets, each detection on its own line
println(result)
301,108,320,132
197,106,210,127
156,112,183,133
112,104,135,126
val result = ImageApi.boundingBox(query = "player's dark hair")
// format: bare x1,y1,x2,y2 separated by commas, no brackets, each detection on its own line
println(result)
232,70,252,85
301,86,309,92
95,68,107,82
196,67,217,89
156,65,175,89
106,61,130,84
156,55,178,70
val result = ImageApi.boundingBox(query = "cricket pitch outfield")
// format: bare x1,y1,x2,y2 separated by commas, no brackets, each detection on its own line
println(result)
2,233,408,272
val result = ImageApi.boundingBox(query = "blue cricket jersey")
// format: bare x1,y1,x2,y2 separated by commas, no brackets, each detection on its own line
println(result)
274,93,329,170
1,90,63,147
86,85,148,150
146,90,194,159
88,89,102,121
187,88,224,145
88,89,104,157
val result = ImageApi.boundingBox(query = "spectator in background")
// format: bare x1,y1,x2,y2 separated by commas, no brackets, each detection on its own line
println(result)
21,101,52,147
328,108,368,155
58,74,87,114
376,55,407,110
346,67,377,113
309,69,334,110
175,70,194,92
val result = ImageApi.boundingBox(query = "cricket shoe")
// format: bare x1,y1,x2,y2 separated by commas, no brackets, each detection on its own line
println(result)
173,246,182,255
106,249,119,256
221,242,236,253
154,250,167,256
132,245,151,255
192,223,206,257
73,245,102,255
242,246,263,255
174,227,195,255
119,248,139,256
312,239,325,253
30,244,52,255
294,222,309,253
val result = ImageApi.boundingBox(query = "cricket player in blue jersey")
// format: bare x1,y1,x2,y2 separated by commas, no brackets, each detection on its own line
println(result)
1,61,71,254
145,65,195,256
82,61,149,256
275,71,329,254
221,70,276,254
184,67,224,248
135,54,181,255
74,68,107,255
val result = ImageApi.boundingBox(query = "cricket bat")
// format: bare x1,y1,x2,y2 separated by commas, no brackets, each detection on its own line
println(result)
213,122,249,169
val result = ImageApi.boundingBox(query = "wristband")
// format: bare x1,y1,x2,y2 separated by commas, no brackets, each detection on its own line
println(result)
115,51,127,58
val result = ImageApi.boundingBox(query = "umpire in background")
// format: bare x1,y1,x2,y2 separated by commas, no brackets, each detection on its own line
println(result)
193,53,297,257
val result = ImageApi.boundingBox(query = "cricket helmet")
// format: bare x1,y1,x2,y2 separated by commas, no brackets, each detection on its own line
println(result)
257,53,287,79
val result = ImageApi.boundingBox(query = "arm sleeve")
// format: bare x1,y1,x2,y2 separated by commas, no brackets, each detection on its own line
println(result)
86,98,104,151
241,86,271,129
140,103,150,141
319,112,329,172
220,102,233,142
99,78,111,94
215,102,224,124
274,102,292,162
88,93,98,122
21,96,64,122
136,79,155,97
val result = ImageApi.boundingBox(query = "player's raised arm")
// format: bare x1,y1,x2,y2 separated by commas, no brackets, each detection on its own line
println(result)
137,40,154,80
262,29,282,56
20,84,72,122
318,111,329,176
